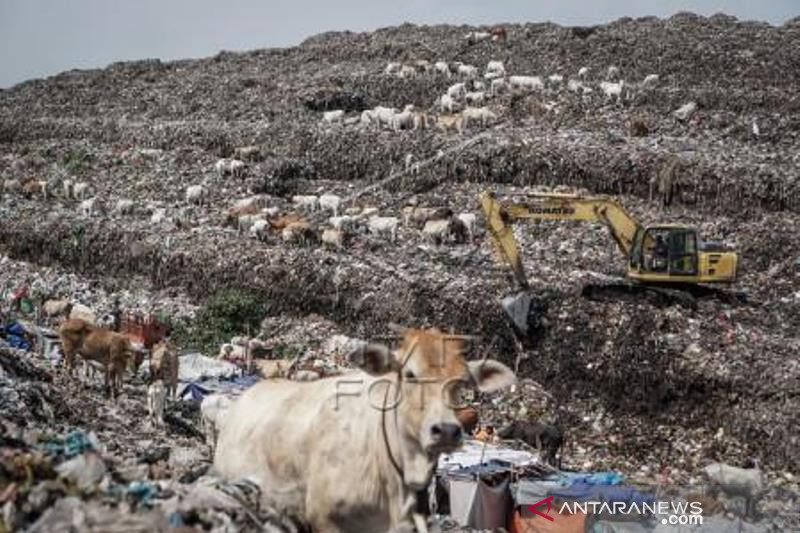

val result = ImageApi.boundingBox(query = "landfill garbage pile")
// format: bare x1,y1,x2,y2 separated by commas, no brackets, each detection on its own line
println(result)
0,342,307,532
1,10,800,530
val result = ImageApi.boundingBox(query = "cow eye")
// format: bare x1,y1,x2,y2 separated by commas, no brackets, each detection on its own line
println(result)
404,370,416,380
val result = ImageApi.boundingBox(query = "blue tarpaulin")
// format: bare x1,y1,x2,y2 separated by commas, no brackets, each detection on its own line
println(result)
549,481,656,507
179,382,211,402
3,323,31,351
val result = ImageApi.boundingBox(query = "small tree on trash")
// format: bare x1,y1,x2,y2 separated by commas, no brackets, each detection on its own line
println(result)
172,289,267,356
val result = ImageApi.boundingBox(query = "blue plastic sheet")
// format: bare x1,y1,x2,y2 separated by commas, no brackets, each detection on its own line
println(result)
3,323,31,351
178,382,211,401
558,471,626,486
43,430,99,457
127,481,159,504
548,482,656,507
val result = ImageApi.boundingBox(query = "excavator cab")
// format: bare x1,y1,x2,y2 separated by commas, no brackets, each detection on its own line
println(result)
631,226,699,277
629,225,737,284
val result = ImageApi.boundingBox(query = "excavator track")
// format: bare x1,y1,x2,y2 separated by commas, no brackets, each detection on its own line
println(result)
581,282,747,308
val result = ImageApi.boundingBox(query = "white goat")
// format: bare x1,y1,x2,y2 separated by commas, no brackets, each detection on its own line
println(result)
292,195,319,211
368,216,399,242
578,67,589,78
548,74,564,85
607,65,620,80
509,75,544,91
319,193,342,216
185,185,206,205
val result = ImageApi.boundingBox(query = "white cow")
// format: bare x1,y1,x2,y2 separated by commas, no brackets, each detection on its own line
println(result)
214,327,516,532
509,75,544,91
368,216,399,242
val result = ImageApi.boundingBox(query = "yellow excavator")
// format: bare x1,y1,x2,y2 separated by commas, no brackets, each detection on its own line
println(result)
480,191,740,320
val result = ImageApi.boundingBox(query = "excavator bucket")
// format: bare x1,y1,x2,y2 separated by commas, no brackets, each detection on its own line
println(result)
501,291,534,334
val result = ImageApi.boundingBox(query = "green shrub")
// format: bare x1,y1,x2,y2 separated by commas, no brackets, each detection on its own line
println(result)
171,289,267,356
63,147,93,175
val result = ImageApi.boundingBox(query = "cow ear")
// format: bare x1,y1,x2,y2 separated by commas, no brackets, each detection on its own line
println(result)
348,343,396,375
468,359,516,393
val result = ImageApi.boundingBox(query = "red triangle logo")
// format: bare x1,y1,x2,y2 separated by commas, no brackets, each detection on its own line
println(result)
528,495,555,521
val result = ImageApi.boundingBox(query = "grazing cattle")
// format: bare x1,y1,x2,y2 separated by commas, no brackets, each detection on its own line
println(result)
497,420,564,467
269,213,307,232
490,25,507,42
437,114,464,134
214,326,516,532
59,319,144,398
43,299,73,318
150,340,179,399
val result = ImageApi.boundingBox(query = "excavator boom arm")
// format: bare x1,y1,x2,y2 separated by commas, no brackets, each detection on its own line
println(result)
480,191,644,288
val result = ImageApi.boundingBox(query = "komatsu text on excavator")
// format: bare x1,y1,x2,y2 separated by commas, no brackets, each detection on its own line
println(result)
480,190,739,315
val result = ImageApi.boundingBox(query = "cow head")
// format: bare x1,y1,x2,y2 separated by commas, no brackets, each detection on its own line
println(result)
348,327,516,489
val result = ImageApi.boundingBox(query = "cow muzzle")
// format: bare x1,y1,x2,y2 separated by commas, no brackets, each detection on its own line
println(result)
426,422,463,453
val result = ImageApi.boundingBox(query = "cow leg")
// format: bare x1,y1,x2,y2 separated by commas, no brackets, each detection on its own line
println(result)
104,364,112,398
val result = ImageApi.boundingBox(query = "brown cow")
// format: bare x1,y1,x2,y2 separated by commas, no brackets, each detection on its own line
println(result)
268,213,307,231
150,340,179,399
214,326,516,532
455,406,479,435
59,319,144,398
